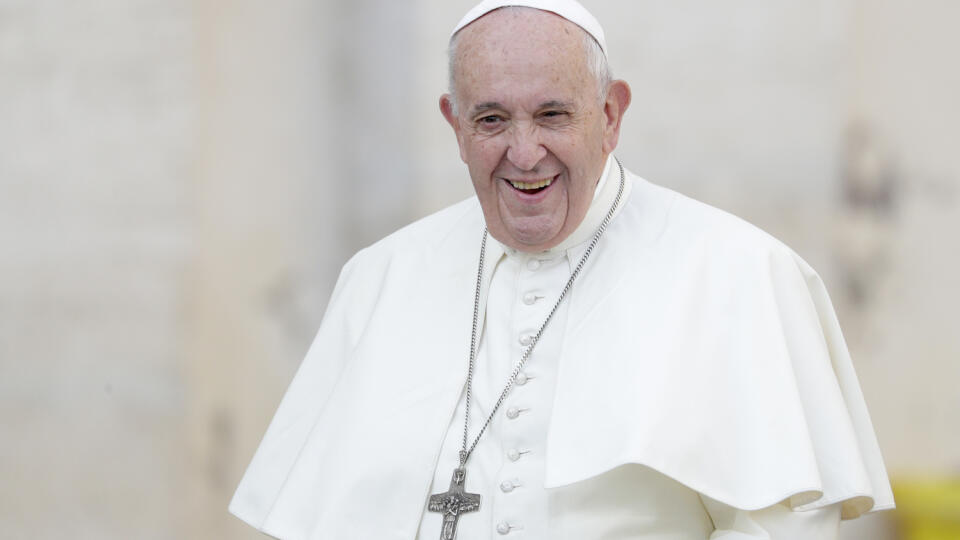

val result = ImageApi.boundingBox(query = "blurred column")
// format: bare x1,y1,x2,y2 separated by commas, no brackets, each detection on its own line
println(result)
328,0,420,247
838,1,960,539
187,1,341,538
843,0,960,474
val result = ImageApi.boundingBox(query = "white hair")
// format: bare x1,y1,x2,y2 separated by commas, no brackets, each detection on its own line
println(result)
447,8,613,115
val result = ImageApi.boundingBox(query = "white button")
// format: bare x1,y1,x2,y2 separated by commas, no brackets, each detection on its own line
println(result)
527,259,541,271
522,292,536,305
500,480,515,493
518,334,532,346
506,406,520,419
507,448,521,461
515,372,528,386
496,522,511,535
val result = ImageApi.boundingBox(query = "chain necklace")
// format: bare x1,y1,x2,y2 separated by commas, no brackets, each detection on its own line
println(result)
427,158,625,540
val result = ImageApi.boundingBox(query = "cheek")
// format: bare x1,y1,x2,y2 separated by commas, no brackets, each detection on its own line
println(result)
467,138,504,171
543,132,590,173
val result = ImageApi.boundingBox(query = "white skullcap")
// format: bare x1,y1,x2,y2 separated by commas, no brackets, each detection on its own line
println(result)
451,0,608,56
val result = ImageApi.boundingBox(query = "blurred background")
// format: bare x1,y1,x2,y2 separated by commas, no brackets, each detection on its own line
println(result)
1,0,958,538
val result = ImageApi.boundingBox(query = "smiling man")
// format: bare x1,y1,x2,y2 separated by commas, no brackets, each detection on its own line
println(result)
440,5,629,253
229,1,894,539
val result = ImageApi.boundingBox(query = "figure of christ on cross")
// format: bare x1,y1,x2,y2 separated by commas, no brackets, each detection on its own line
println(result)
428,467,481,540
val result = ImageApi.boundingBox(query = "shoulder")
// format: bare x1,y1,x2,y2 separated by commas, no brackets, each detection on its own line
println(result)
619,173,816,286
368,196,481,252
323,196,482,338
641,175,802,260
339,196,482,278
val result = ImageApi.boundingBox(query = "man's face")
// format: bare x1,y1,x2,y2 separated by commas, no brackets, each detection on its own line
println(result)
441,8,621,252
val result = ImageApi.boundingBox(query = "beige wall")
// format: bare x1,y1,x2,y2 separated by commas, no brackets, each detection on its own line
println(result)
0,0,193,537
1,1,957,538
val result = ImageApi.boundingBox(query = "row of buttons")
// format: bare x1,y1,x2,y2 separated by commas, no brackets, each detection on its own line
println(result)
497,267,546,536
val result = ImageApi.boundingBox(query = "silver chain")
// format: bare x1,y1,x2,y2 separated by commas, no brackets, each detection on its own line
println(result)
459,157,626,466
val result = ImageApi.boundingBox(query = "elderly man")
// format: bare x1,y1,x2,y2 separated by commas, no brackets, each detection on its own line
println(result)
230,1,894,538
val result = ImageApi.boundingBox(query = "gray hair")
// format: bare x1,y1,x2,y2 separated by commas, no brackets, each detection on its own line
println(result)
447,9,613,115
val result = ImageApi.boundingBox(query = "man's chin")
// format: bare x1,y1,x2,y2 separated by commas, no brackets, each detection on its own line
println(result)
494,220,566,252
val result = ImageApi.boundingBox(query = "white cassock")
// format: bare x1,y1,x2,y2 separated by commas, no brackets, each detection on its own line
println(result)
229,156,895,539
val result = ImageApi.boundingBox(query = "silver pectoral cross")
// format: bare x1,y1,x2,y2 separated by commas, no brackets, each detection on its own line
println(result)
427,467,481,540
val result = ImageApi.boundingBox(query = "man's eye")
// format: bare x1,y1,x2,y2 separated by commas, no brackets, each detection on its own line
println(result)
541,110,566,119
479,115,502,124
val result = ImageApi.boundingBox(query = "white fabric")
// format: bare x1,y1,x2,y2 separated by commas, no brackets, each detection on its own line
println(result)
702,496,842,540
451,0,608,56
228,159,894,540
414,158,845,539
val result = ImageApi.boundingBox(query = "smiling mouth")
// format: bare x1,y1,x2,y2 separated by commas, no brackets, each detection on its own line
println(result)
506,176,555,194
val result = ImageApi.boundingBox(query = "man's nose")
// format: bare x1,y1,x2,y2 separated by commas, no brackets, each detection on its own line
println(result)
506,126,547,171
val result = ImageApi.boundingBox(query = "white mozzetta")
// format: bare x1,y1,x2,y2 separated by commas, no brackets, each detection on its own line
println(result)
229,157,893,539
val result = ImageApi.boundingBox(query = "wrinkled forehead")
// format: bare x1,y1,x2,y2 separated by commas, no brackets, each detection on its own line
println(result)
451,9,597,108
454,7,587,62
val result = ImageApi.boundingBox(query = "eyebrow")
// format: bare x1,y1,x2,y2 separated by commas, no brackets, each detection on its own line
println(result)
538,100,573,110
469,100,574,117
470,102,504,116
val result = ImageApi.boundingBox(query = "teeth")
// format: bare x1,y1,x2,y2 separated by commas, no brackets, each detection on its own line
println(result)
509,177,553,190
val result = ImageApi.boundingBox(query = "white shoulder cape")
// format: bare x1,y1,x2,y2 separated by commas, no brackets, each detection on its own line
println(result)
229,169,894,539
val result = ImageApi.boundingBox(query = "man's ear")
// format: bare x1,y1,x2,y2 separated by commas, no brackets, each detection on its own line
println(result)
601,80,631,155
440,94,468,162
440,94,458,129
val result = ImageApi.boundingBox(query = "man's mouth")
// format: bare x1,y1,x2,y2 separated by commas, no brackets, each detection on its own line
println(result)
506,176,555,194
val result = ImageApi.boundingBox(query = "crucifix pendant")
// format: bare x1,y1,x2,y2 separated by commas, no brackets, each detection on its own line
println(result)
427,467,481,540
